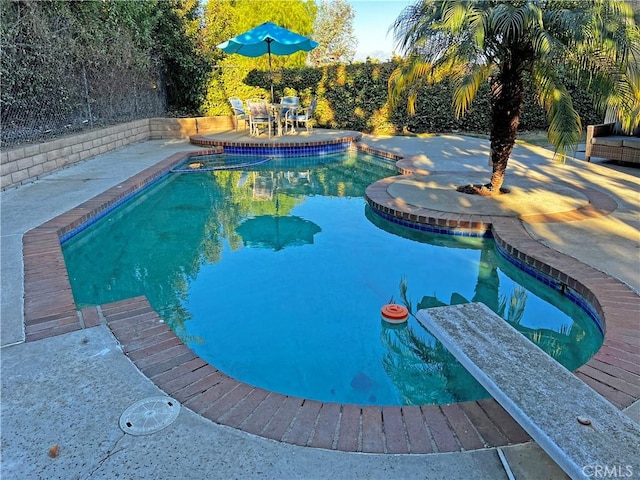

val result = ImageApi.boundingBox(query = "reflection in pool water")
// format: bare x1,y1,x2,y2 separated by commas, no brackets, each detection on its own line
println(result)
62,152,603,405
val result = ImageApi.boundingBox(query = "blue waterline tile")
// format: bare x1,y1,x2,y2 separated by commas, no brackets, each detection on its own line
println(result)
222,141,352,157
369,208,492,238
494,241,604,334
59,172,170,244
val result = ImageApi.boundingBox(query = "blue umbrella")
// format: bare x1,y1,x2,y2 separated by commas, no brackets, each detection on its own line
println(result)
217,22,318,102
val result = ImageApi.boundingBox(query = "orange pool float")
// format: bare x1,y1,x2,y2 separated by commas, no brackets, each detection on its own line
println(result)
381,304,409,324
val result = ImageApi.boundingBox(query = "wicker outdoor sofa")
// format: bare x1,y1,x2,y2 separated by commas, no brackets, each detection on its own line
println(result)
585,122,640,163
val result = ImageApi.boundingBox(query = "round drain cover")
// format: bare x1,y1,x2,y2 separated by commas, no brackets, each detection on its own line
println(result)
119,396,180,436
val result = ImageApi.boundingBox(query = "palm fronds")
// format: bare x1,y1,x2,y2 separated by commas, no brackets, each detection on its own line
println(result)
388,0,639,184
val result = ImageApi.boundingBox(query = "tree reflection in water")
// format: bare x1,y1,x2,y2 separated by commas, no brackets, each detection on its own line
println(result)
380,236,575,404
367,205,597,404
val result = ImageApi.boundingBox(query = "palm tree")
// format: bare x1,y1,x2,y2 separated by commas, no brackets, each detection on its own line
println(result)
389,1,640,195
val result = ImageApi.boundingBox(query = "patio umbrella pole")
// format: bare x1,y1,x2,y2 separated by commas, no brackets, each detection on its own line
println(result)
267,39,274,103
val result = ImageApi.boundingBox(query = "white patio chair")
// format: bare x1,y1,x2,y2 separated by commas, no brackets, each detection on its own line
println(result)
285,97,316,134
280,96,300,134
228,97,249,131
247,101,275,138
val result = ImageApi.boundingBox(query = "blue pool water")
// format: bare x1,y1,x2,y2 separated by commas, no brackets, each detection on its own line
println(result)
62,151,603,405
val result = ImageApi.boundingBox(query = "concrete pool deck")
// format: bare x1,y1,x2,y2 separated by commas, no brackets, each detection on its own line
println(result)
1,131,639,479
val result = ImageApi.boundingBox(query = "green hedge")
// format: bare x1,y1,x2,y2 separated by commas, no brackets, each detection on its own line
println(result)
232,60,603,135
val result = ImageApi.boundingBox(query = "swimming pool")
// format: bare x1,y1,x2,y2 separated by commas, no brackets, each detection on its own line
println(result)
62,150,603,406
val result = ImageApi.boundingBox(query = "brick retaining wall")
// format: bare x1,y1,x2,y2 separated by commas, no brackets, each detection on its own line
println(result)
1,116,234,190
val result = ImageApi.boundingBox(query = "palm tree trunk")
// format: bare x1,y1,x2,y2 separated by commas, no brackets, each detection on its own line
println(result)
488,66,524,192
472,244,500,312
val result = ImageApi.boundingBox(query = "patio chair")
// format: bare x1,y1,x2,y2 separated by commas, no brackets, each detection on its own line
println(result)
247,100,275,138
280,96,300,133
286,98,316,134
228,97,249,131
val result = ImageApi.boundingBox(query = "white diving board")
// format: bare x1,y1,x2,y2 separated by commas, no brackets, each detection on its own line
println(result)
416,302,640,480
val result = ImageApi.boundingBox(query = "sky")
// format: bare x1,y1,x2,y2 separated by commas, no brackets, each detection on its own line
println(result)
347,0,412,61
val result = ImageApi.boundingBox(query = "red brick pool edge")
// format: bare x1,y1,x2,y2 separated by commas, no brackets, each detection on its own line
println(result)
22,144,639,454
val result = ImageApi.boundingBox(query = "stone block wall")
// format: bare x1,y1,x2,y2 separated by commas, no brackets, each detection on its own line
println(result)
1,116,233,190
148,116,235,139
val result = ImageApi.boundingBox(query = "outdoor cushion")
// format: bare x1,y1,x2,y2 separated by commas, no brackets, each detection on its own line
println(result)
591,136,625,147
622,138,640,149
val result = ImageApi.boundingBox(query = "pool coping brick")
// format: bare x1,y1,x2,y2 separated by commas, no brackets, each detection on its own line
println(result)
21,136,640,455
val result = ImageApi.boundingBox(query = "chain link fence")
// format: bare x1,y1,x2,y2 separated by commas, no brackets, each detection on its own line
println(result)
1,1,167,149
1,59,166,149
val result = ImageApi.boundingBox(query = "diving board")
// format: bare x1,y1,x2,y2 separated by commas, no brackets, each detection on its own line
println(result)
416,302,640,480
